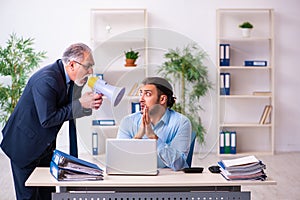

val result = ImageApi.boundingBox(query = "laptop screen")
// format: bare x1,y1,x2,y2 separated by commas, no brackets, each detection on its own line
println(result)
105,139,158,175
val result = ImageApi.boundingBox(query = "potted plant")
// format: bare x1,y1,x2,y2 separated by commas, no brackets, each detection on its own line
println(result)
239,21,254,37
158,43,212,144
0,33,46,126
124,48,139,67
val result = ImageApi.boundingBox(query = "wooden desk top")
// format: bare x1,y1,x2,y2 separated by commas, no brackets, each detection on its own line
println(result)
25,167,276,188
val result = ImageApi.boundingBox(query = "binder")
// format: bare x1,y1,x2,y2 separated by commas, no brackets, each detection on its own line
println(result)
92,132,98,155
51,149,103,176
244,60,267,67
224,73,230,95
224,131,231,154
220,73,226,95
92,119,115,126
219,131,225,154
263,105,272,124
259,105,272,124
50,161,103,181
230,131,236,154
95,73,104,80
220,44,230,66
131,102,141,113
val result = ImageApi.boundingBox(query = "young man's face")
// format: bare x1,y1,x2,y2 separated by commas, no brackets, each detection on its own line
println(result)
139,84,161,112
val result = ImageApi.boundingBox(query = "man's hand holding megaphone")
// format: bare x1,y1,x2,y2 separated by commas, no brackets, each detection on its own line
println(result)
79,92,103,110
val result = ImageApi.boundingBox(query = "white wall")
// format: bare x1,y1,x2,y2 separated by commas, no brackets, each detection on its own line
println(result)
0,0,299,153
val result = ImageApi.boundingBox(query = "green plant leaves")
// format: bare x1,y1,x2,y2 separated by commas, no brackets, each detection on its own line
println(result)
158,43,212,144
0,33,46,126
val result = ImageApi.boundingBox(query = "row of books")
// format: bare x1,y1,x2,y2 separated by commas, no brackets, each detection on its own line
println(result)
50,149,104,181
219,131,236,154
259,105,272,124
219,44,268,67
220,72,230,95
128,82,141,96
218,155,267,181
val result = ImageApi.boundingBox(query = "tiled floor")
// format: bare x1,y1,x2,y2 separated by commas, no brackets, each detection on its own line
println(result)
1,151,300,200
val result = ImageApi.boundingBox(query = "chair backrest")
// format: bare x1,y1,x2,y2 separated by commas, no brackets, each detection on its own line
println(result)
186,131,196,168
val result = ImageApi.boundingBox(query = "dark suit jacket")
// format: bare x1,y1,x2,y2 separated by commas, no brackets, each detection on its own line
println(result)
1,60,92,168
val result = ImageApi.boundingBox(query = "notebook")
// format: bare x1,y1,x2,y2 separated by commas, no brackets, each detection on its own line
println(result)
105,139,159,175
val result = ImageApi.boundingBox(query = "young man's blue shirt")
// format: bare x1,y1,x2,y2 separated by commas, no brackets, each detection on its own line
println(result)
117,108,192,171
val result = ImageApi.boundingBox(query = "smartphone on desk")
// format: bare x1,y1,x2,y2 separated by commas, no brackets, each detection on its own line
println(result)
183,167,203,173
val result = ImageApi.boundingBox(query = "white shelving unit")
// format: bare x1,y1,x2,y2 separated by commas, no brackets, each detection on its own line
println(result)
216,9,275,156
78,9,148,155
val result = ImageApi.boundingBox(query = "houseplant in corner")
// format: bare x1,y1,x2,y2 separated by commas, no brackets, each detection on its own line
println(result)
124,48,139,67
158,43,212,144
0,33,46,126
239,21,254,38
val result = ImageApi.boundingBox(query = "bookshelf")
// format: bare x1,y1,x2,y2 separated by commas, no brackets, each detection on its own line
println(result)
78,9,148,154
216,9,274,156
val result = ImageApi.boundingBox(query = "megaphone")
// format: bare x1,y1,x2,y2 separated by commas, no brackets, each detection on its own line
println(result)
88,77,126,107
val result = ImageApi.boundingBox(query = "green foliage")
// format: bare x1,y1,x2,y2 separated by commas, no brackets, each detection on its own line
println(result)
0,33,46,126
124,48,139,60
239,21,254,29
158,43,212,144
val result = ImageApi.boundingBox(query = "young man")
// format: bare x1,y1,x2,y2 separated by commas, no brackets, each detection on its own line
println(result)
1,43,103,200
117,77,192,171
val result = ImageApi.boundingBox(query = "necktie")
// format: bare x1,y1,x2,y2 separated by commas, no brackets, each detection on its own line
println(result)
68,81,78,158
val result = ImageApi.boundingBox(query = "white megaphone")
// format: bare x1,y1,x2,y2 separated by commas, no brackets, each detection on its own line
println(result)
88,77,126,107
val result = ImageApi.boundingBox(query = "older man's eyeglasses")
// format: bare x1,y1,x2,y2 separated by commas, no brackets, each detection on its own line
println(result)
72,60,93,70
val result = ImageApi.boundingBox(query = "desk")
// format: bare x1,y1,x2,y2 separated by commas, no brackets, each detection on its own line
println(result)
26,167,276,200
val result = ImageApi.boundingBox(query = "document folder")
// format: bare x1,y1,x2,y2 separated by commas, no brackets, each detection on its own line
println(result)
220,73,226,95
220,44,230,66
50,161,103,181
50,149,103,181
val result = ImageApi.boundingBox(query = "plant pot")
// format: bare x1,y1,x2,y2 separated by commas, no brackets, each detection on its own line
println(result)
125,59,137,67
241,28,252,38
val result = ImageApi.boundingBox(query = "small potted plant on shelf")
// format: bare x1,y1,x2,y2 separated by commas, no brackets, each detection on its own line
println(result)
239,21,254,38
124,48,139,67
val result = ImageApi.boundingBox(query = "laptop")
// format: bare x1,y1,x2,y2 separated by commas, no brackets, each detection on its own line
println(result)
105,139,159,175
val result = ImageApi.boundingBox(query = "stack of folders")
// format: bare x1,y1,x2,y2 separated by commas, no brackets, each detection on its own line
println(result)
50,149,103,181
219,131,236,154
219,44,230,66
220,73,230,95
218,155,267,181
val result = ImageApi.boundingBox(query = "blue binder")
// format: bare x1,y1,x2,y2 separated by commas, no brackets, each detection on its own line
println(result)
92,119,115,126
92,132,98,155
131,102,141,113
244,60,267,67
51,149,103,173
224,131,231,154
50,161,103,181
220,73,226,95
219,131,225,154
230,131,237,154
224,73,230,95
220,44,230,66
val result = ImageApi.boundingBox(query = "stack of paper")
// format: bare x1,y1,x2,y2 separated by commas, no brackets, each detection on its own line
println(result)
50,149,103,181
218,155,266,181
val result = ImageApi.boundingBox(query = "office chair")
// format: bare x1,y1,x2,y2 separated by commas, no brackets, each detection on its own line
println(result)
186,131,196,168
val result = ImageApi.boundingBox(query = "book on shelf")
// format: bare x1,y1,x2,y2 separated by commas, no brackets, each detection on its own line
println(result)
50,149,103,181
253,91,271,96
219,130,236,154
92,119,115,126
220,72,230,95
128,82,138,96
244,60,267,67
259,105,272,124
219,44,230,66
131,102,141,113
217,155,267,181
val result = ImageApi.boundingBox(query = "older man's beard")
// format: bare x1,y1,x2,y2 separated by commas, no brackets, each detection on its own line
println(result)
75,74,89,87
